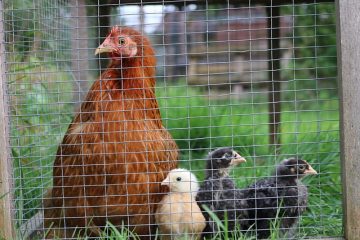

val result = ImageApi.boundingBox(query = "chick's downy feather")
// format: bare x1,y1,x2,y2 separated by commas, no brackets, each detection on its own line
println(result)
242,158,317,239
196,148,248,238
155,169,206,240
45,26,178,239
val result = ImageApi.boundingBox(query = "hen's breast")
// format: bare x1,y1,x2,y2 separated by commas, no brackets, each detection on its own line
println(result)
52,78,178,235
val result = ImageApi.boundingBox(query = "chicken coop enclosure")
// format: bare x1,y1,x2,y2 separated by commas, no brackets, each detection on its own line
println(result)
0,0,359,239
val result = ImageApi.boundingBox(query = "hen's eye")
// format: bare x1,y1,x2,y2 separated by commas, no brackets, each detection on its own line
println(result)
298,165,306,171
176,177,182,182
119,37,126,45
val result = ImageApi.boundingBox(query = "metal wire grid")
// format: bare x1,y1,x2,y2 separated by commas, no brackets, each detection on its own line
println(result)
1,1,340,239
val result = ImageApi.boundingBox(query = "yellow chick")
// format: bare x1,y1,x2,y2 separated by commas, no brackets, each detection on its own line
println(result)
155,168,206,240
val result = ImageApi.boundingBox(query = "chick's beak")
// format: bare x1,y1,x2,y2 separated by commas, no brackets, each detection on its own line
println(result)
229,152,246,166
304,165,317,175
161,176,170,186
95,37,115,55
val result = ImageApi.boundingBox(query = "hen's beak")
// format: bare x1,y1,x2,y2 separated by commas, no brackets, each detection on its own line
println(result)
95,46,113,55
304,165,317,175
95,37,115,55
229,151,246,166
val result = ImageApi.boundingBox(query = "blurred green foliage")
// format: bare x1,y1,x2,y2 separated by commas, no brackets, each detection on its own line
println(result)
282,3,337,90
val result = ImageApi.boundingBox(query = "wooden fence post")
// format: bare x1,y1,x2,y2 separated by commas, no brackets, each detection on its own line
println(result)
336,0,360,239
71,0,90,104
0,0,14,239
266,5,281,151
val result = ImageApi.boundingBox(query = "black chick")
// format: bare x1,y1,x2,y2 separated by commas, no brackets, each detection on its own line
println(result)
196,147,248,238
243,158,317,239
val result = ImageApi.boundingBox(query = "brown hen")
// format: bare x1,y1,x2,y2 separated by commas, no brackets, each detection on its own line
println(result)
44,26,179,239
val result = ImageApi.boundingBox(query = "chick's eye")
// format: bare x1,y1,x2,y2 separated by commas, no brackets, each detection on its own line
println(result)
223,153,231,158
298,165,306,171
176,177,182,182
119,37,126,45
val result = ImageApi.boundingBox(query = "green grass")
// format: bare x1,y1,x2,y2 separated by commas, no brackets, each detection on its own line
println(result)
100,222,140,240
156,82,342,238
8,57,75,228
9,77,342,239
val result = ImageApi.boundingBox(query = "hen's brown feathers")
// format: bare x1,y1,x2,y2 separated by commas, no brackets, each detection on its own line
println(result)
45,26,178,239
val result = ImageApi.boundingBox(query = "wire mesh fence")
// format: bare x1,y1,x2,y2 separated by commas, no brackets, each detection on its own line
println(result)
0,0,341,239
